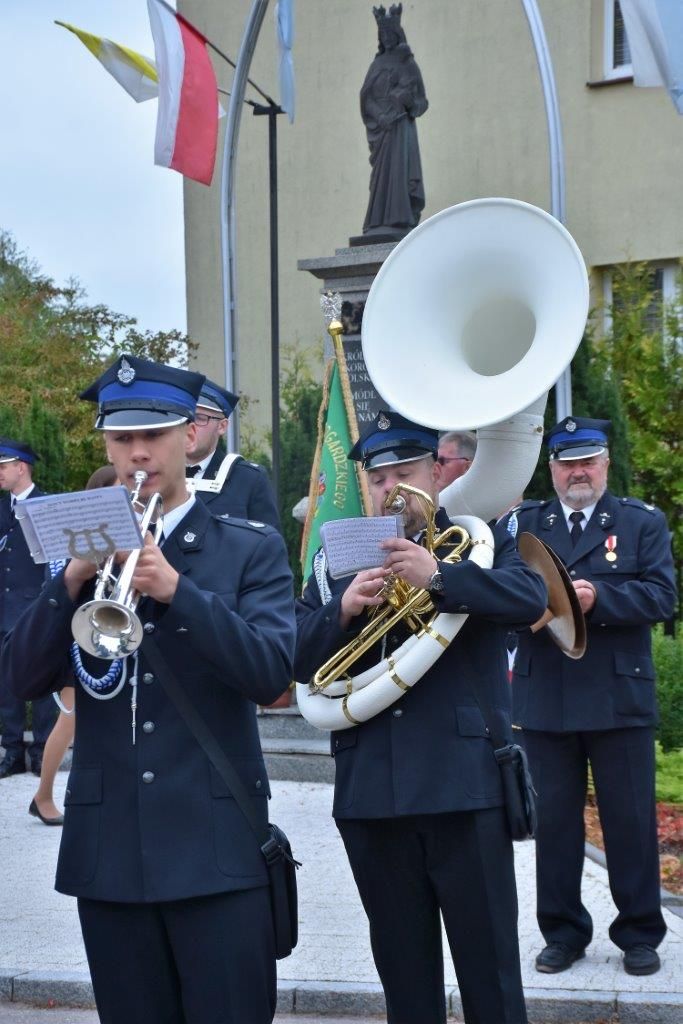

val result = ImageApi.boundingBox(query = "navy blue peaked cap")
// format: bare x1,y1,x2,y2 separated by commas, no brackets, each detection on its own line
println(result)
545,416,611,460
348,410,439,470
197,378,239,418
80,355,206,430
0,437,40,464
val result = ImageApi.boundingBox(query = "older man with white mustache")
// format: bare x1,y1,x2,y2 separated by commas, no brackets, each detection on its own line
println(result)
507,416,676,980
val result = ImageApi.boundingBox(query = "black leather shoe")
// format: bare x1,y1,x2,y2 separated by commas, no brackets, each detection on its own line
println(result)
28,798,64,826
535,942,586,973
0,756,26,779
30,758,43,776
623,944,660,975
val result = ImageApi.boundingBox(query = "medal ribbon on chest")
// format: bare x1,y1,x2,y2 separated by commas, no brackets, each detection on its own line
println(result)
605,535,617,562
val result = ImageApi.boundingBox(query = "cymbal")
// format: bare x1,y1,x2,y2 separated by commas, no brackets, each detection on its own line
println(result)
518,532,587,659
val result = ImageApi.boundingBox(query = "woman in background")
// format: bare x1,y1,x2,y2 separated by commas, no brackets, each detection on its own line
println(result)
29,465,118,825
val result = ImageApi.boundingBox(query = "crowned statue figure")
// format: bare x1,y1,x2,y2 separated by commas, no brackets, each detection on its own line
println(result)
358,4,429,243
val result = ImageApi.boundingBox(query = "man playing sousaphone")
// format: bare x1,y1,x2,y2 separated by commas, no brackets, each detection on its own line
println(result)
295,410,548,1024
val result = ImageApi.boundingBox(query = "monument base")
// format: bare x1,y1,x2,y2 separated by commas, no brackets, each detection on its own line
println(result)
298,241,398,427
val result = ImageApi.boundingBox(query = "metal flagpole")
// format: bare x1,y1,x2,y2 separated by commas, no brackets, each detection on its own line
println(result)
520,0,573,420
220,0,271,452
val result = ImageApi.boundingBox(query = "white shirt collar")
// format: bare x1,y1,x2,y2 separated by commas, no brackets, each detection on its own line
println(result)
559,500,597,528
12,483,35,504
161,492,196,539
187,449,215,481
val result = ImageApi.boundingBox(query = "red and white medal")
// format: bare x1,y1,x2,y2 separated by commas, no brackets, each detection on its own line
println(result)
605,535,617,562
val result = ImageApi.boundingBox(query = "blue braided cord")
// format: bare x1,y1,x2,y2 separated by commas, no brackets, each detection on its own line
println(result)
507,512,519,539
48,559,124,695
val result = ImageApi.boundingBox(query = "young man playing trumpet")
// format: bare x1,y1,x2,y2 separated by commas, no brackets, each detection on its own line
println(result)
295,411,547,1024
1,355,296,1024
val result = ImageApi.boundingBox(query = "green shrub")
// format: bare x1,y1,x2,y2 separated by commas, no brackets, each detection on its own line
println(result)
655,742,683,803
654,625,683,752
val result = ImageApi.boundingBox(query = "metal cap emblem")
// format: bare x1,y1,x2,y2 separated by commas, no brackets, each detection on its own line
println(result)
117,358,136,385
378,413,391,431
565,418,577,432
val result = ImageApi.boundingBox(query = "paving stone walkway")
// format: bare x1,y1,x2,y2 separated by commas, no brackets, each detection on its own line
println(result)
1,775,681,1021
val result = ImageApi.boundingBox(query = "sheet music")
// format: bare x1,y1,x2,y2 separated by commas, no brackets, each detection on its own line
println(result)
16,485,144,563
320,515,404,579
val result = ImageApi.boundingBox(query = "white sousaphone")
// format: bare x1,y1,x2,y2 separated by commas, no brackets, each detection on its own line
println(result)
297,198,589,731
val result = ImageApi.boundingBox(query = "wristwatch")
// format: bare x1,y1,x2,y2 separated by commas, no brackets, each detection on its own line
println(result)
428,563,445,594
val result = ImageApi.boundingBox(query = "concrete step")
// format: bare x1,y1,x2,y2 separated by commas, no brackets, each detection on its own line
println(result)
262,737,335,784
257,705,329,742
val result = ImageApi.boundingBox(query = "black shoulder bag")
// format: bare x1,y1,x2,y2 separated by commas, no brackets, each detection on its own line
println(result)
471,677,537,841
142,636,299,958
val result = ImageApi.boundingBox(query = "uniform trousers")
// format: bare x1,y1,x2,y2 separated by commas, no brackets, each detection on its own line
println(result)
0,630,57,760
336,806,527,1024
523,726,665,952
78,885,276,1024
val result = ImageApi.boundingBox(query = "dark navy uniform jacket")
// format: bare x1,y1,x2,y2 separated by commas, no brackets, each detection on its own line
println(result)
0,486,45,634
194,448,281,530
1,499,295,903
295,510,547,820
510,492,676,732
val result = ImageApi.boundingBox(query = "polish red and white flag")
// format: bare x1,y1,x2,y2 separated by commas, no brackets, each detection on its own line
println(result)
147,0,218,185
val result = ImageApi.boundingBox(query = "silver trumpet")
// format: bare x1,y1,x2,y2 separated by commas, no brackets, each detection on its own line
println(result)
71,471,164,660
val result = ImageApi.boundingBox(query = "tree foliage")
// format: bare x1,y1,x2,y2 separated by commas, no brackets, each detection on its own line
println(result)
592,263,682,562
240,346,323,592
525,330,632,500
0,231,196,492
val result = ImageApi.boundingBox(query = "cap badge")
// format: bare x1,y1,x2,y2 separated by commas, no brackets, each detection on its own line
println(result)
183,531,196,543
378,413,391,431
117,358,136,386
565,419,577,432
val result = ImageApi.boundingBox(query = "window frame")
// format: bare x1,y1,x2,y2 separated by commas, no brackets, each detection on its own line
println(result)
602,263,680,338
603,0,633,80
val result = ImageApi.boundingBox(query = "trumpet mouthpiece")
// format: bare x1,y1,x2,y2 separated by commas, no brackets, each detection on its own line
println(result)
133,471,148,486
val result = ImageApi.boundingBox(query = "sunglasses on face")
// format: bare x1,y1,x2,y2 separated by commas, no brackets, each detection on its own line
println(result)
436,455,470,466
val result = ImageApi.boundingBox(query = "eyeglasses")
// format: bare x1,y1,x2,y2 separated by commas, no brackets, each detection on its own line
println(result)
194,412,225,426
437,456,471,466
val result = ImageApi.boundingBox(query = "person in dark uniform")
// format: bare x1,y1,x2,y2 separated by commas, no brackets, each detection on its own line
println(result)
185,377,280,529
295,411,547,1024
509,417,676,978
0,355,296,1024
0,438,57,777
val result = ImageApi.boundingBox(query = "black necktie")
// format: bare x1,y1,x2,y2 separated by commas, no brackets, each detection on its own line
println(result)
569,510,584,546
186,465,201,478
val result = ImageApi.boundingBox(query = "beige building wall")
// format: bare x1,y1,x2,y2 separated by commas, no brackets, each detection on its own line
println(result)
182,0,683,439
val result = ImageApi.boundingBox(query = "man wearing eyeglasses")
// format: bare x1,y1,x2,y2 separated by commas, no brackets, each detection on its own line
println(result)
435,430,476,489
186,379,281,529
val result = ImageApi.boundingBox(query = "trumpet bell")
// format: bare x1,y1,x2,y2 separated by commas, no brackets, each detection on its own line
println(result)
361,198,589,431
72,599,144,660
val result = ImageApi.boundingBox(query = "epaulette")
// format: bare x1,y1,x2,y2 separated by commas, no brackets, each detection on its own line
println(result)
215,514,272,533
619,497,658,514
236,460,265,474
515,498,552,514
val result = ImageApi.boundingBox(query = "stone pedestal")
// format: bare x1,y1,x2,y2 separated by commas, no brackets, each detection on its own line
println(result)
298,241,397,428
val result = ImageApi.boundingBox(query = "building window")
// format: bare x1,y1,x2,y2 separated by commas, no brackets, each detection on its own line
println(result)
603,264,680,337
604,0,633,79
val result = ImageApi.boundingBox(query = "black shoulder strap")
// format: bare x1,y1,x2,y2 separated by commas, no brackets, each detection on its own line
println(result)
142,635,269,848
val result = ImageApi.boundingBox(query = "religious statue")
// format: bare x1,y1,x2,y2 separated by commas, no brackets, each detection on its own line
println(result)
358,4,428,243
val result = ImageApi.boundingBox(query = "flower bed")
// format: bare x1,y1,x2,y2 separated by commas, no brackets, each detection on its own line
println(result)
584,796,683,895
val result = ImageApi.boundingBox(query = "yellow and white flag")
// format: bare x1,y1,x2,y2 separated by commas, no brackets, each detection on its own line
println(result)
55,21,158,102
